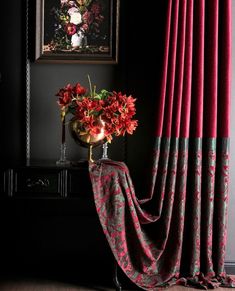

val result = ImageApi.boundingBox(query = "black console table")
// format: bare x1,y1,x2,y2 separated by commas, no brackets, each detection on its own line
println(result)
0,162,122,290
1,162,92,199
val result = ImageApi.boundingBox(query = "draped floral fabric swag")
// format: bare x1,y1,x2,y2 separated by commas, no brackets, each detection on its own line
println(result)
89,0,235,290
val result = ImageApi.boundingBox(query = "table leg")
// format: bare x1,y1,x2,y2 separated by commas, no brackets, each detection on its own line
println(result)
113,261,122,291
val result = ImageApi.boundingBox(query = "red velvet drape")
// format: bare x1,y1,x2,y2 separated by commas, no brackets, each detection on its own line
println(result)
155,0,231,139
89,1,234,290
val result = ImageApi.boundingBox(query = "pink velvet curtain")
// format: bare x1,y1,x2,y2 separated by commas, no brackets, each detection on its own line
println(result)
89,0,234,290
155,0,231,139
151,0,232,282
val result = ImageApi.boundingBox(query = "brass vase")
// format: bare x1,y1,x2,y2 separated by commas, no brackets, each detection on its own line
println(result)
69,117,106,162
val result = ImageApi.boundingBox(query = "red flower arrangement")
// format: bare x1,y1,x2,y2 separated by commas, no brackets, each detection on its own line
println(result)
56,78,138,143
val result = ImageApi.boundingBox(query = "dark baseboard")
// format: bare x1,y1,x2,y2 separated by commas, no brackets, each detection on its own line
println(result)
225,261,235,275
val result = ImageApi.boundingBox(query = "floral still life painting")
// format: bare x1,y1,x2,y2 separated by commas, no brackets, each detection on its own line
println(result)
36,0,119,63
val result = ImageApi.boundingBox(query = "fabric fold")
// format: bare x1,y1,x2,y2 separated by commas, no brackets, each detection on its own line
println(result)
89,156,235,290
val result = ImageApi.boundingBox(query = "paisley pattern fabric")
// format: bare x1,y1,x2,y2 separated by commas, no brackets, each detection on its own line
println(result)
89,138,235,290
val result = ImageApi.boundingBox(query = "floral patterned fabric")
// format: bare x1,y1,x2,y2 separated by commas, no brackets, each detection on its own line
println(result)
89,138,235,290
87,0,233,288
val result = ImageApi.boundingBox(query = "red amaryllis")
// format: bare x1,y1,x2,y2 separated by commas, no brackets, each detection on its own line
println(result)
57,91,72,107
55,78,138,143
74,83,86,95
125,119,138,135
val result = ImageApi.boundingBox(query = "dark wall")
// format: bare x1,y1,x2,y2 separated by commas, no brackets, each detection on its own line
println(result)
0,0,25,164
0,0,167,285
124,1,167,193
0,0,167,175
0,0,128,165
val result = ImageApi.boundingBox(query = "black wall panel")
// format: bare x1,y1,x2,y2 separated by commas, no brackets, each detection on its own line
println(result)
0,0,167,286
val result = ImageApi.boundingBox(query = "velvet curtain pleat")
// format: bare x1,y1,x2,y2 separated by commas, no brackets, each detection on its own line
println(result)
155,0,231,139
151,0,232,284
89,0,234,290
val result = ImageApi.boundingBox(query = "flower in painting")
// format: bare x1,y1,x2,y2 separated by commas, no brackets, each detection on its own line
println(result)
68,7,82,25
65,23,77,35
76,0,86,5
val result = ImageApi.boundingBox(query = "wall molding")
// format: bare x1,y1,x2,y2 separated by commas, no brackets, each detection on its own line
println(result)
25,0,31,164
225,261,235,275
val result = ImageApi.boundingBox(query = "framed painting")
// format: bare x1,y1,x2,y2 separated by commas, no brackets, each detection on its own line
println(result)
35,0,120,63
